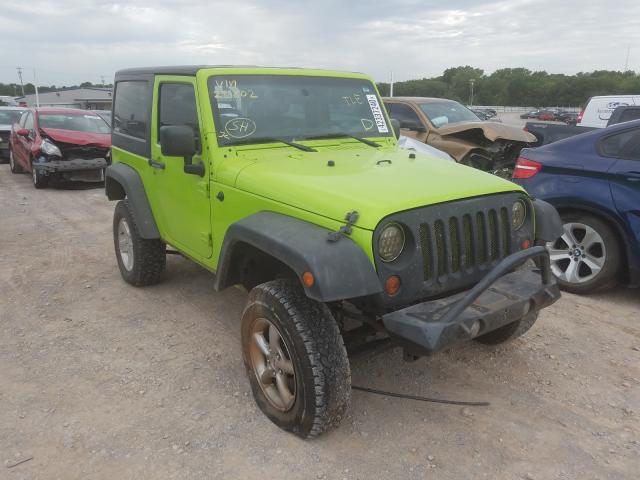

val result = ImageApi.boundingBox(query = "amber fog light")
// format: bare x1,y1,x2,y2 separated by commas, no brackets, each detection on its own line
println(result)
385,275,401,296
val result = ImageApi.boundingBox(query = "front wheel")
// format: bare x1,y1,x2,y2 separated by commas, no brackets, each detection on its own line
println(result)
546,213,621,293
241,279,351,438
113,200,166,286
31,160,48,189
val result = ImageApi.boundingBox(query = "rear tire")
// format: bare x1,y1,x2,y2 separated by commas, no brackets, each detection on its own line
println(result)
113,199,166,286
9,149,23,174
241,279,351,438
475,311,539,345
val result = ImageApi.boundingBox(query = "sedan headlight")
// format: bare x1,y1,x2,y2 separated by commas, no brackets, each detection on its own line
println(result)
378,223,405,262
40,138,62,157
512,200,527,230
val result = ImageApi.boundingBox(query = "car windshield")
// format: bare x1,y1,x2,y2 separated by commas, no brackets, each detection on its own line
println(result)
418,101,480,128
208,75,392,146
0,110,25,124
38,113,110,134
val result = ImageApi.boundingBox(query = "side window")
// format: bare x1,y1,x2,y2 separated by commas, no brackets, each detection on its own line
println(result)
619,109,640,123
387,103,422,127
158,83,200,152
600,129,637,157
23,112,34,131
18,111,29,127
113,81,149,139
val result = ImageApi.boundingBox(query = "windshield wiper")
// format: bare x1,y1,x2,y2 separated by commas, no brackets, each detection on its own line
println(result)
303,133,380,148
228,137,317,152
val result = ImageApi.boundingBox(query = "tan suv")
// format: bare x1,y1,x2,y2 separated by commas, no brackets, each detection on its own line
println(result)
384,97,535,177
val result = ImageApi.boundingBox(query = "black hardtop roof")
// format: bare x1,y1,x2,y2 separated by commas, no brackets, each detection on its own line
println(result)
114,65,364,79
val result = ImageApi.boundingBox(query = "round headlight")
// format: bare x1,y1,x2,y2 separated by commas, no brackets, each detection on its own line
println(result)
512,200,527,230
378,223,405,262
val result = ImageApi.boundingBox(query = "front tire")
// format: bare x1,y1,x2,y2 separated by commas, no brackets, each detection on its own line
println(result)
241,279,351,438
475,310,539,345
113,199,166,286
546,213,621,293
31,160,48,189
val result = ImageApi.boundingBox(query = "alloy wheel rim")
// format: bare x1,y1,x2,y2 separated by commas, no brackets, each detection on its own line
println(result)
547,222,606,284
32,165,37,184
248,317,296,412
117,218,134,271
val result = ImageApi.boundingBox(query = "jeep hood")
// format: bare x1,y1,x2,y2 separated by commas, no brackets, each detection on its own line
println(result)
232,144,524,230
437,121,536,143
40,128,111,147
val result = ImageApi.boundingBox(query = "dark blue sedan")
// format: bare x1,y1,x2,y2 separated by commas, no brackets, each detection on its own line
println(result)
513,119,640,293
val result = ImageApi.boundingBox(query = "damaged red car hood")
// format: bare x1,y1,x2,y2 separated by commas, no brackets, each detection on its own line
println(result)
41,128,111,147
437,121,536,143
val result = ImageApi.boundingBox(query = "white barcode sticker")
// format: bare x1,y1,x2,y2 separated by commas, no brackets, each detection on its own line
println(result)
366,94,389,133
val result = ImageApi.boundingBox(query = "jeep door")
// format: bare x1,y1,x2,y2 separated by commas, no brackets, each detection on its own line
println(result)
148,77,213,258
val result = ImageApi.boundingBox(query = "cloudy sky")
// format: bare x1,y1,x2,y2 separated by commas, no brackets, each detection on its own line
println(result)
0,0,638,86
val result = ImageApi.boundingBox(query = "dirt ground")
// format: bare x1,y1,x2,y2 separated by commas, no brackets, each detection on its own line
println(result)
1,164,638,480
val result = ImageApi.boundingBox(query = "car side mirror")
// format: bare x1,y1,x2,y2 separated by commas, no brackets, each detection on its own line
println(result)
390,118,400,139
17,128,30,137
159,125,204,176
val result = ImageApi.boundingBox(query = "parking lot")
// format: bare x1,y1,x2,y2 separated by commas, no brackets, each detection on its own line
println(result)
0,165,638,479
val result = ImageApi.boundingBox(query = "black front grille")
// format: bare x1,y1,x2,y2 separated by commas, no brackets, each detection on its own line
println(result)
60,145,109,160
419,207,510,281
373,192,528,308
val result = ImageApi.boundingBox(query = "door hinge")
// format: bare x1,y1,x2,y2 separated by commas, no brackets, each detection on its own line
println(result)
200,232,213,247
208,232,213,247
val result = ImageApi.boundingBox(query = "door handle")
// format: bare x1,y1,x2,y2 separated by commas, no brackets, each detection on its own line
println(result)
149,158,165,169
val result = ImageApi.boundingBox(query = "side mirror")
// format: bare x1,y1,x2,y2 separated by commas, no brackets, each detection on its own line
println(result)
159,125,196,157
159,125,204,176
390,118,401,140
17,128,30,137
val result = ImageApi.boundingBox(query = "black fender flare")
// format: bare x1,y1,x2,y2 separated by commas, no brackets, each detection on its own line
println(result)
214,212,383,302
105,163,160,239
532,198,563,242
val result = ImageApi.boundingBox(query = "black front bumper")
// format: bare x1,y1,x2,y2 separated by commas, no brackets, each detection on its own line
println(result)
34,158,108,173
382,246,560,355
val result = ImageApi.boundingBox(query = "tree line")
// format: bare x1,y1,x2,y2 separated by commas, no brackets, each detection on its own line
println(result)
376,67,640,107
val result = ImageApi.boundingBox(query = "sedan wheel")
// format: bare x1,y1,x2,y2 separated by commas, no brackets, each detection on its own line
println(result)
546,213,621,293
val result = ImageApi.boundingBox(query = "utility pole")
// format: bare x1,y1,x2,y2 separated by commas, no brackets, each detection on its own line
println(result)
16,67,25,96
33,69,40,108
624,45,631,71
469,78,476,107
100,75,105,87
389,71,394,97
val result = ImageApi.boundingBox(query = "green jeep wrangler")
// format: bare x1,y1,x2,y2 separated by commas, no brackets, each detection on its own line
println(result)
105,66,562,438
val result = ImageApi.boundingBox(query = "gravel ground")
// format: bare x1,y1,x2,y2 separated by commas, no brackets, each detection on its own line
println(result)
1,164,638,480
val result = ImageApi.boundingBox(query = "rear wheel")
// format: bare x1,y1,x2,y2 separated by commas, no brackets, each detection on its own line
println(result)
113,200,166,286
9,149,23,174
547,213,620,293
241,279,351,438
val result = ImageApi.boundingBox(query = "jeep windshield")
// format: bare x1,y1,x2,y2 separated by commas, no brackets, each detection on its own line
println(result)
208,75,392,147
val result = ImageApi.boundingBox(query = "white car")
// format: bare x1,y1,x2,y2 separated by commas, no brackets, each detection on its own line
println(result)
577,95,640,128
397,135,454,161
0,106,27,162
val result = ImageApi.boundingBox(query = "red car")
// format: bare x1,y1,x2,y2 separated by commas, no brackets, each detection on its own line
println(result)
9,107,111,188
